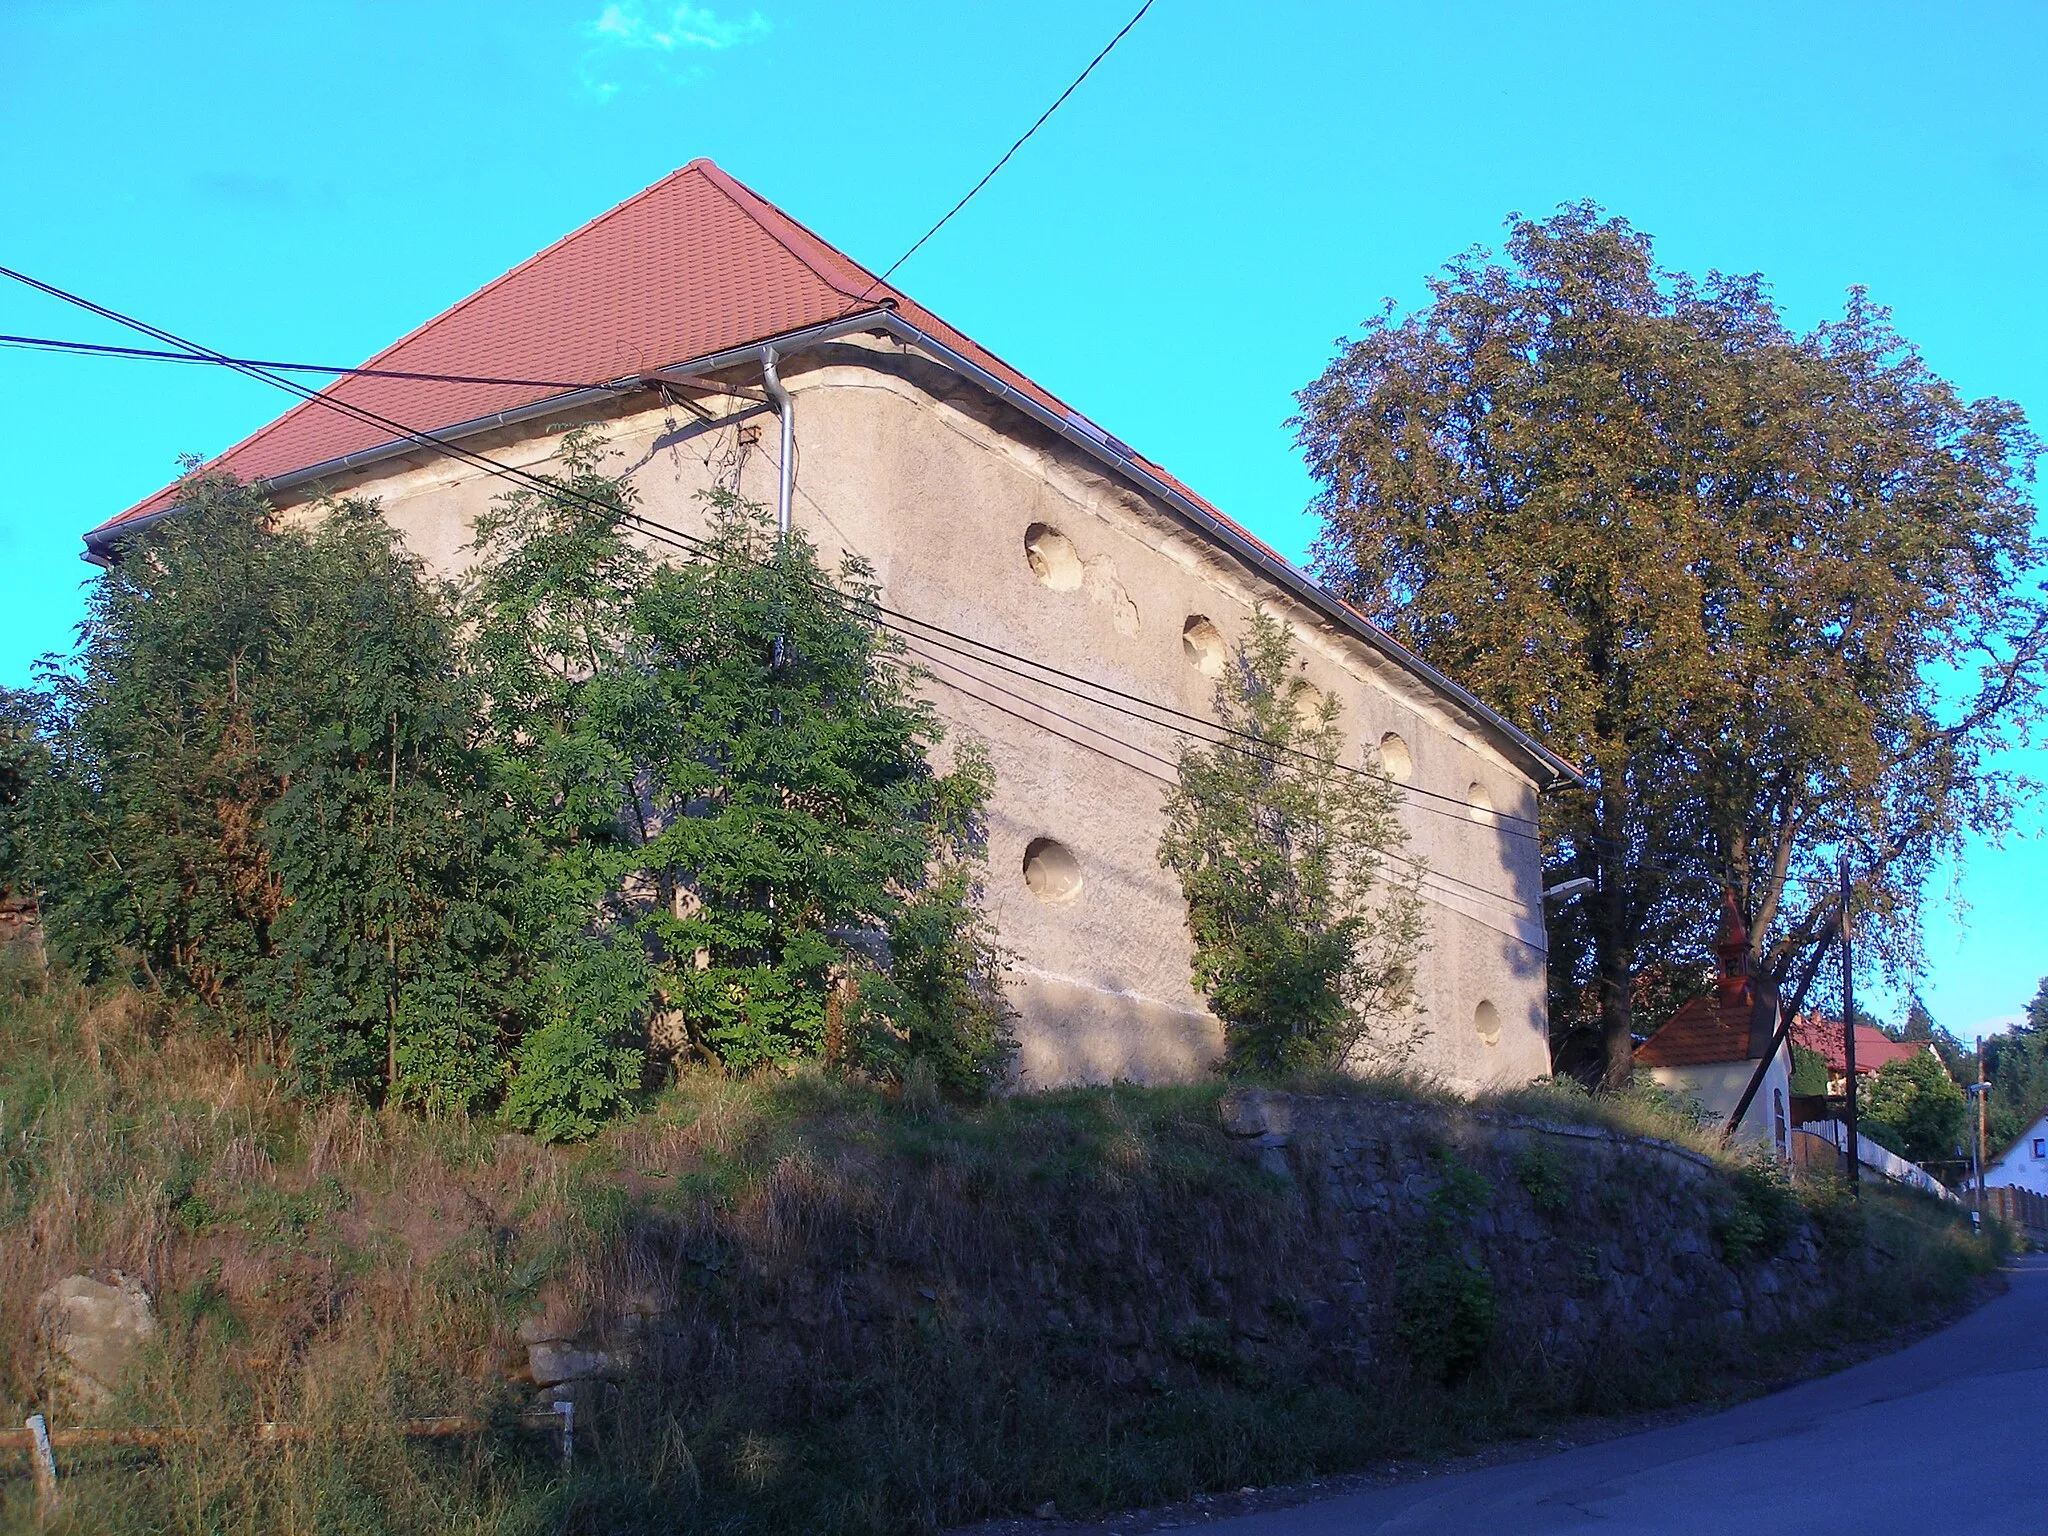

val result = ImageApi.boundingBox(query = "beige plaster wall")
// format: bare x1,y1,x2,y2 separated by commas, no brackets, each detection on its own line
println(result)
1648,1050,1794,1155
273,338,1553,1093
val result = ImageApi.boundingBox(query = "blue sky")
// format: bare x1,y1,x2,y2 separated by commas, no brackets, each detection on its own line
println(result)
2,0,2043,1038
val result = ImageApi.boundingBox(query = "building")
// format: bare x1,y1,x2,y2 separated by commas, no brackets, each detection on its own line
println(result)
1634,897,1792,1154
1787,1011,1926,1096
1985,1107,2048,1197
81,160,1573,1092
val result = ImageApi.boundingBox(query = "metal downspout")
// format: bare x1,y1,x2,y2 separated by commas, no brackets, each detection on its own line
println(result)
760,346,793,538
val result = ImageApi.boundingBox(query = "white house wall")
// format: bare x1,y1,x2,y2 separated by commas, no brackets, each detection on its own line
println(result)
271,338,1552,1092
1986,1111,2048,1195
1648,1051,1794,1157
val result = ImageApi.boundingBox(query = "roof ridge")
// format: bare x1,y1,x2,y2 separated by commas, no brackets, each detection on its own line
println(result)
691,160,879,307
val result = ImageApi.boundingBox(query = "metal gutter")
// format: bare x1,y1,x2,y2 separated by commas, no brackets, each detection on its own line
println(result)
80,308,895,564
758,347,794,536
79,301,1576,789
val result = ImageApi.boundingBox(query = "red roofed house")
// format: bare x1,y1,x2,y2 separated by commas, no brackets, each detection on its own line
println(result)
1788,1011,1926,1095
1635,896,1793,1154
81,161,1574,1091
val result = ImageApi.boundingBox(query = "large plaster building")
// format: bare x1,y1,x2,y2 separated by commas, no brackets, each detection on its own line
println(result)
85,161,1573,1092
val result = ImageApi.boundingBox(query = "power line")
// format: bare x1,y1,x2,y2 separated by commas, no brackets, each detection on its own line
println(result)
847,0,1157,302
7,262,1541,847
4,266,1544,837
908,643,1542,922
0,329,606,390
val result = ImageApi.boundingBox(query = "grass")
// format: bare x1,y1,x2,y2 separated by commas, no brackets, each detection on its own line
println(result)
0,947,2008,1535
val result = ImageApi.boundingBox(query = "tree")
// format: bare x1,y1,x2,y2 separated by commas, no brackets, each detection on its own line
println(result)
465,434,1013,1130
27,475,513,1103
253,501,512,1109
0,687,43,909
30,473,299,1003
1887,994,1970,1082
1159,607,1426,1075
1296,205,2046,1085
1863,1048,1967,1168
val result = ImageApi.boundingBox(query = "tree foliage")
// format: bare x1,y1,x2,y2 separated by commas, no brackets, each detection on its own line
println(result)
0,686,43,906
1159,607,1425,1075
1296,204,2046,1083
1862,1048,1968,1168
464,432,1014,1129
18,434,1012,1138
1980,977,2048,1152
23,478,507,1111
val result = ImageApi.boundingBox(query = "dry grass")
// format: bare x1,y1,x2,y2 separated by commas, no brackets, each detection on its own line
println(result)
0,947,2004,1535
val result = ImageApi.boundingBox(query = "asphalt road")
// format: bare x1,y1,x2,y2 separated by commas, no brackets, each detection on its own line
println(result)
1191,1255,2048,1536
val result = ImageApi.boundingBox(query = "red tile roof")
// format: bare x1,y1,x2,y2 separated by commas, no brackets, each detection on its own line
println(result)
86,159,1285,574
1636,893,1768,1068
1788,1014,1925,1077
1635,992,1760,1068
81,160,1586,789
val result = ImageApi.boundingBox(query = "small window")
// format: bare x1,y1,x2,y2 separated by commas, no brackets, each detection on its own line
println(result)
1023,523,1083,590
2033,1138,2045,1159
1182,616,1226,677
1473,999,1501,1047
1467,781,1497,825
1773,1089,1787,1158
1377,732,1413,782
1022,837,1083,903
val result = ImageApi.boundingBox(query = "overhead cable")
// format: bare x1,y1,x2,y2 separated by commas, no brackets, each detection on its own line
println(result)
5,262,1542,847
0,329,605,390
844,0,1157,302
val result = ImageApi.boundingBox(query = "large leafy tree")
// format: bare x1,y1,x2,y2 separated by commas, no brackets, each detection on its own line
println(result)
1297,205,2046,1084
1982,977,2048,1151
27,478,508,1106
31,474,300,1003
0,687,43,910
466,434,1012,1133
1159,607,1425,1075
254,501,511,1108
1862,1048,1968,1168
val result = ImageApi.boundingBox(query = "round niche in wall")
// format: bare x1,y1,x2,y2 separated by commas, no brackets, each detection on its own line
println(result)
1182,615,1226,677
1467,781,1497,825
1474,1000,1502,1047
1023,523,1083,591
1022,837,1083,903
1378,731,1413,782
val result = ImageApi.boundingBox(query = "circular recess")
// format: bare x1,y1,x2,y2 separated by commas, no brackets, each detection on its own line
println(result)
1378,731,1413,782
1023,523,1083,591
1474,1000,1502,1047
1467,781,1497,824
1182,615,1226,677
1022,837,1083,903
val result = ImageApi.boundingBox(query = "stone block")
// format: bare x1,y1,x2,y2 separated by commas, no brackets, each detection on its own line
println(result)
527,1342,623,1386
35,1273,157,1409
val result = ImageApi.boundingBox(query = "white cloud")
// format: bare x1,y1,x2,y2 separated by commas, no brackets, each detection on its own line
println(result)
592,2,770,50
581,3,770,98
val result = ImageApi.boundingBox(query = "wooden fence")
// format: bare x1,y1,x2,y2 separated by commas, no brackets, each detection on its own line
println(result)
1984,1185,2048,1244
5,1406,573,1518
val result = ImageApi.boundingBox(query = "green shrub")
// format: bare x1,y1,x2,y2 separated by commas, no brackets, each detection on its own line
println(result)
1158,607,1424,1076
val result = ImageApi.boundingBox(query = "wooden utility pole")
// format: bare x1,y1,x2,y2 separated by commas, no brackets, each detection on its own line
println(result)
1977,1040,1989,1216
1840,848,1859,1195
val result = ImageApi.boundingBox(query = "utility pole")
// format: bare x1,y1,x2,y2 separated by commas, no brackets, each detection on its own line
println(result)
1840,848,1859,1196
1977,1040,1989,1217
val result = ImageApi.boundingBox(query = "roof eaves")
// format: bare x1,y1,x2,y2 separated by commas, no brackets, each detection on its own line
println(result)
870,311,1580,790
81,308,902,565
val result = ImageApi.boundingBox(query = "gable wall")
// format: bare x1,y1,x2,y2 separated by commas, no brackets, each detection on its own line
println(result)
271,339,1552,1091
